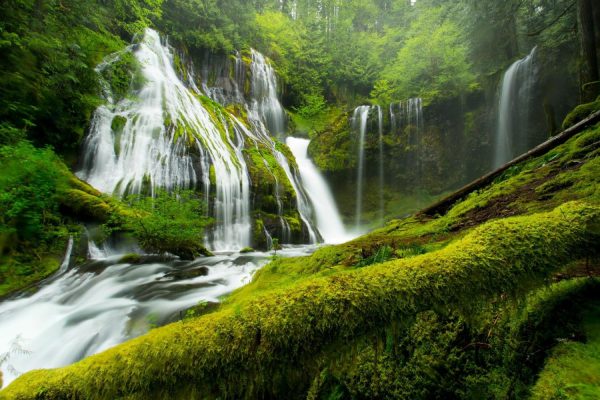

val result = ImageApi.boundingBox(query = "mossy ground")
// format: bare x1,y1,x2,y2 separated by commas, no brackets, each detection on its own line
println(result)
2,119,600,398
530,301,600,400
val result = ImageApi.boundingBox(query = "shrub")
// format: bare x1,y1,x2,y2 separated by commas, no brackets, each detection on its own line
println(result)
0,142,68,250
120,190,212,259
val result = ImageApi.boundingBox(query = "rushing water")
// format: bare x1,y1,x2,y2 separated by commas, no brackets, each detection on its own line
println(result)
250,49,286,138
494,47,537,168
376,105,384,222
76,29,320,250
352,105,371,229
0,245,317,387
286,137,354,244
77,29,252,251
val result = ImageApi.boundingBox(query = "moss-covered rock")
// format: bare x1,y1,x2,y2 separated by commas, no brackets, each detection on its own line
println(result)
562,97,600,130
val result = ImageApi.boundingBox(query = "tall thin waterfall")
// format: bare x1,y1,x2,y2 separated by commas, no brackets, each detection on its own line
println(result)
494,47,537,168
352,105,370,229
389,98,424,195
377,105,384,221
286,137,352,244
250,49,286,137
78,29,252,251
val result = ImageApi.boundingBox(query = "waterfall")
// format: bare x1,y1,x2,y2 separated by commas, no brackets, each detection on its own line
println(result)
352,106,370,229
389,98,424,196
58,236,74,274
286,137,353,244
377,105,384,222
390,98,423,136
351,104,388,229
77,29,252,251
197,45,318,244
494,47,537,168
77,29,319,250
250,49,286,138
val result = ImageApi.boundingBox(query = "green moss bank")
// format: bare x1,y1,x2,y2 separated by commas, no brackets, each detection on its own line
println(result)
2,201,599,399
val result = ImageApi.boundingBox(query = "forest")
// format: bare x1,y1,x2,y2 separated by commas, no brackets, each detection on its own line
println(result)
0,0,599,398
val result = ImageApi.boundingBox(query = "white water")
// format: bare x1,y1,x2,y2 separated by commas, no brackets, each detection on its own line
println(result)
377,105,384,222
77,29,251,251
0,245,317,387
286,137,354,244
494,47,537,168
250,49,286,137
352,105,370,229
242,52,319,243
196,46,319,244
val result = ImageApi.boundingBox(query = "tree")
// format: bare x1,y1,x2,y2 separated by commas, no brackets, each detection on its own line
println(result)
577,0,600,101
377,8,477,104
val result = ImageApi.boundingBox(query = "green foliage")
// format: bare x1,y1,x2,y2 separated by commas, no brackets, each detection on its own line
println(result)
159,0,254,51
295,93,327,119
0,142,68,247
355,245,393,268
377,7,478,104
119,190,212,259
562,97,600,130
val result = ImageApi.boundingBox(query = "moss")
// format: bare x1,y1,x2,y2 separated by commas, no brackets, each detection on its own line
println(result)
2,201,599,399
0,254,62,299
119,253,142,264
562,97,600,130
308,110,357,173
100,51,139,102
240,247,255,254
59,189,113,222
530,300,600,399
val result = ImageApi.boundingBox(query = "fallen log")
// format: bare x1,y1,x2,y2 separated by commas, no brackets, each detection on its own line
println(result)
419,109,600,217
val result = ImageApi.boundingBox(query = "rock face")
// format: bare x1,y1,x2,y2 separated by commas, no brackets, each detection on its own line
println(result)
76,29,319,251
307,45,579,224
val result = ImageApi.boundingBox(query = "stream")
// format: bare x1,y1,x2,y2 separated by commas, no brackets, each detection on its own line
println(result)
0,245,317,387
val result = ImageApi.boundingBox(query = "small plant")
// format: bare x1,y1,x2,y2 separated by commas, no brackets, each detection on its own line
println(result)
0,335,31,384
146,313,159,329
356,245,393,268
271,237,282,255
181,300,209,322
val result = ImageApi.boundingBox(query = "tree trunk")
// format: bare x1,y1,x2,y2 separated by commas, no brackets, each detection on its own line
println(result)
577,0,600,101
593,1,600,73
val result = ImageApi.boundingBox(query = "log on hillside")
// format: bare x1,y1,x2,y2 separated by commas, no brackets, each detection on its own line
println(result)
419,110,600,217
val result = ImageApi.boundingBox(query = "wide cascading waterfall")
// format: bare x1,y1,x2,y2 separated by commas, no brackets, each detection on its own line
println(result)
286,137,352,244
494,47,537,168
77,29,254,251
352,105,370,229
